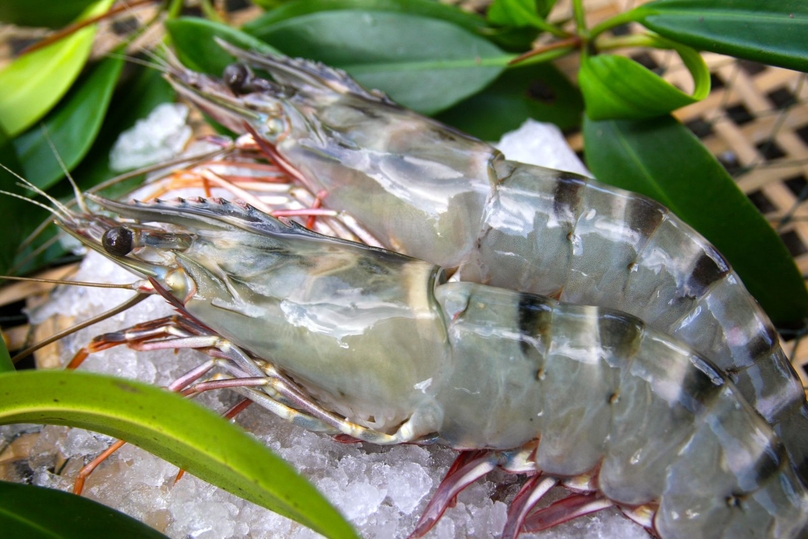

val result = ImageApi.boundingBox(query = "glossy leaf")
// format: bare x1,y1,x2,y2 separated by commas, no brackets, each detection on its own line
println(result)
435,62,583,140
166,18,280,77
1,156,62,276
69,64,176,195
583,115,808,326
248,10,511,114
0,125,27,275
13,54,124,190
251,0,294,9
0,0,97,28
634,0,808,72
0,481,169,538
488,0,554,27
0,370,358,539
0,338,12,373
0,0,114,137
246,0,485,34
243,0,537,51
579,45,709,120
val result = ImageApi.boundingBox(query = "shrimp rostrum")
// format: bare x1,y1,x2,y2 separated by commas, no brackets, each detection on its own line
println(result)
48,191,808,538
162,42,808,483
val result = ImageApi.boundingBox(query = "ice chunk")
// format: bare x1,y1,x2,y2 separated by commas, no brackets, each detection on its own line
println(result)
109,103,193,172
386,461,432,514
496,119,591,177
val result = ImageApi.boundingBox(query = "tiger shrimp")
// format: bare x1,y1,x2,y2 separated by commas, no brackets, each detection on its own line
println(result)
29,184,808,539
161,42,808,481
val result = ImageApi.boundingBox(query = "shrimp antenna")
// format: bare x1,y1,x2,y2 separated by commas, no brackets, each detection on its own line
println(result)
0,274,140,290
40,124,89,214
0,189,63,221
140,40,171,71
10,293,151,364
162,46,188,73
0,164,72,221
104,51,166,72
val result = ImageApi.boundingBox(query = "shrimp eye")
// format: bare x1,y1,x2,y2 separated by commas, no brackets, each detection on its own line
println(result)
102,227,134,256
223,63,250,94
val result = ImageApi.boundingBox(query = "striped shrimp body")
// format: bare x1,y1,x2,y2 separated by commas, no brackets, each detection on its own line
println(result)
54,193,808,538
163,43,808,471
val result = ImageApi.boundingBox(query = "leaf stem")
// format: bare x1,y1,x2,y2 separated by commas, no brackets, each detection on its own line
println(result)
509,36,582,66
529,16,571,39
572,0,588,35
19,0,159,56
200,0,226,23
589,8,646,39
595,33,660,52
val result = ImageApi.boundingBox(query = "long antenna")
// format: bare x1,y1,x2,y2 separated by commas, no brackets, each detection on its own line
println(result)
0,274,140,290
40,124,88,214
11,293,151,364
0,189,62,220
0,164,72,221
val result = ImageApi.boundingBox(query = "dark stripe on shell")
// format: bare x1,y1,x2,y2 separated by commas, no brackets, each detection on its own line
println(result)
750,442,787,492
680,357,723,413
597,311,643,363
686,249,730,297
626,195,666,239
745,330,778,365
552,177,585,224
516,293,553,354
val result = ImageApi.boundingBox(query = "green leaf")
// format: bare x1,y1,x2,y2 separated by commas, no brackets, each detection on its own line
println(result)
68,64,176,195
634,0,808,72
245,0,488,38
0,132,59,277
13,54,124,191
0,481,169,538
537,0,556,17
244,0,537,51
583,115,808,326
580,44,709,120
435,62,583,140
0,0,98,28
251,0,295,9
0,338,12,374
0,0,114,137
247,10,511,114
488,0,554,27
0,125,28,275
0,370,358,539
166,18,280,77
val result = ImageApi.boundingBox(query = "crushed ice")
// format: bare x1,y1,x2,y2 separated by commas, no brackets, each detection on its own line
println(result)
109,103,193,172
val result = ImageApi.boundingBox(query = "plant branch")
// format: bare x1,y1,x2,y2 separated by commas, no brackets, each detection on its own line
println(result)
572,0,588,35
19,0,159,56
595,33,660,52
509,36,582,66
589,8,646,39
528,16,571,39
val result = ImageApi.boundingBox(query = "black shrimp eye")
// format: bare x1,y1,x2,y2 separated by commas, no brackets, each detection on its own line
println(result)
223,63,250,94
102,227,134,257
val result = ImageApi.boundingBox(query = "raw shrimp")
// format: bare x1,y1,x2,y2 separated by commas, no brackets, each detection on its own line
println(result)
42,190,808,538
161,43,808,478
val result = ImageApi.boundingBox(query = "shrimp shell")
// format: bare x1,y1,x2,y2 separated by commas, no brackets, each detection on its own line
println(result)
49,193,808,538
162,45,808,481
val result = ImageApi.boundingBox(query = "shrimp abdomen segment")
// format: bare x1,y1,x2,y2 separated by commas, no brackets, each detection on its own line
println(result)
433,284,549,450
434,282,808,536
656,385,808,538
457,161,807,445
